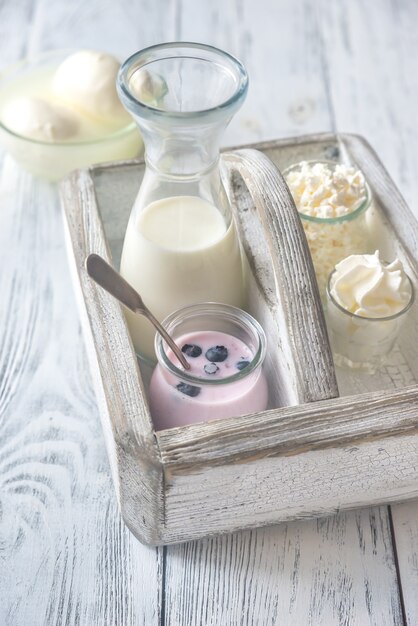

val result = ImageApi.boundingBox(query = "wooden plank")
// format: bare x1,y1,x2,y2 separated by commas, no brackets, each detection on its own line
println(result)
0,0,34,71
159,431,418,543
390,503,418,625
158,386,418,466
164,507,404,625
319,3,418,622
225,149,338,404
0,0,171,623
317,0,418,219
159,0,405,622
61,167,164,545
0,159,162,625
24,0,177,59
176,0,333,146
342,134,418,267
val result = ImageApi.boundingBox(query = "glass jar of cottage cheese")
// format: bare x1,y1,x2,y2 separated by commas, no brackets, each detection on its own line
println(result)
284,160,373,296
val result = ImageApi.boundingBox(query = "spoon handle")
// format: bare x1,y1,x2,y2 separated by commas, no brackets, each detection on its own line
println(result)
85,254,190,371
86,253,145,313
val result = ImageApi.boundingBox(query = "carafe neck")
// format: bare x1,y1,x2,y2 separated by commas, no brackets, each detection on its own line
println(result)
137,118,228,178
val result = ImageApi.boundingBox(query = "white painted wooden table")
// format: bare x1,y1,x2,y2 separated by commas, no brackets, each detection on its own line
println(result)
1,1,417,624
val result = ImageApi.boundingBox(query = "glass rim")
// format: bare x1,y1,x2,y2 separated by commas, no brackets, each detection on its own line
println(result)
283,159,372,224
117,42,249,121
0,47,137,147
155,302,266,386
326,265,415,322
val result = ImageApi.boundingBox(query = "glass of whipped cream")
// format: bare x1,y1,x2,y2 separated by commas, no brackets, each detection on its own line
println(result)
326,251,414,373
284,160,373,296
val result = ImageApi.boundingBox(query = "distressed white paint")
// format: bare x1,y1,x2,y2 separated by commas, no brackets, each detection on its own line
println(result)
0,159,162,626
318,5,418,623
61,134,418,551
391,502,418,625
0,2,166,626
164,508,403,626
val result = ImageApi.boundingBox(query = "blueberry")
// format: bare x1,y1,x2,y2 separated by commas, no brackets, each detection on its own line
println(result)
204,363,219,375
181,343,202,358
205,345,228,362
236,360,250,371
176,382,201,397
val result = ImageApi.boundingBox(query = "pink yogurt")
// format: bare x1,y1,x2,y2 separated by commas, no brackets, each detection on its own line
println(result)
149,330,268,430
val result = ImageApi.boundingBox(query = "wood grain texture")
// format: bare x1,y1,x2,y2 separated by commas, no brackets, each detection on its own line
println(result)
164,507,403,626
61,167,163,545
23,0,177,60
160,431,418,542
3,0,418,623
390,502,418,625
0,158,161,626
318,4,418,621
157,385,418,466
342,134,418,270
177,0,333,146
0,1,168,624
318,0,418,212
224,148,338,404
0,0,34,71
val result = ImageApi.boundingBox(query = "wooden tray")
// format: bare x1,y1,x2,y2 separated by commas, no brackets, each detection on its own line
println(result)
60,133,418,546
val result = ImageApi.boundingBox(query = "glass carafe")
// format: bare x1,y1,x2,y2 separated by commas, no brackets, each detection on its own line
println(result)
117,43,249,361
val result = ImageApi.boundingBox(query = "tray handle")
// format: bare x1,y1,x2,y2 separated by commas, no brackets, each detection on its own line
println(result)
223,148,339,404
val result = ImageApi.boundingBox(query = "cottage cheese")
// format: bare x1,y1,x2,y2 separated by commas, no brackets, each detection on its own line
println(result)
285,161,367,219
284,161,371,295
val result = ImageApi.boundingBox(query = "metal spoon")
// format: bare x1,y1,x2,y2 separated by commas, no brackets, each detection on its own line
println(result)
85,253,190,371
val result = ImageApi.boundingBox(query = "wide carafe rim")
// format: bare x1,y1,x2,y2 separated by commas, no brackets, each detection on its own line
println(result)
117,41,249,121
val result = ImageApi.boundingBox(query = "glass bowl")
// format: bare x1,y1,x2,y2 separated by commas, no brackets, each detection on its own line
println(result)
0,49,143,180
283,159,373,295
326,264,414,373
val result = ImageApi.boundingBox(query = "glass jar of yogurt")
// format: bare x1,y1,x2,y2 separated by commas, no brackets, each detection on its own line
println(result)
284,160,373,296
149,303,268,430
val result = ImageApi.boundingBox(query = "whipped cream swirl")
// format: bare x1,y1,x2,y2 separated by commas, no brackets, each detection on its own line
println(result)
330,251,412,318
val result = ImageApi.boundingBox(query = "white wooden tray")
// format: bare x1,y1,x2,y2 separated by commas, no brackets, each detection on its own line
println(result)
60,133,418,545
